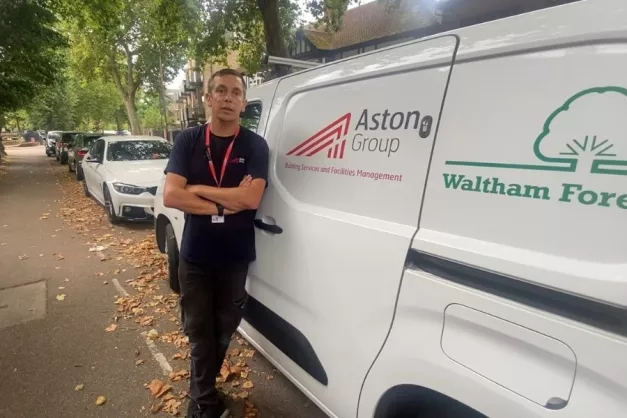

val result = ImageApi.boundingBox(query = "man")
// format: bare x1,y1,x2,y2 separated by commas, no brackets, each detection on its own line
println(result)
163,68,269,418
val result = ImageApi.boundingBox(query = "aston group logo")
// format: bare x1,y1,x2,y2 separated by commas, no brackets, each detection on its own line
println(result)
286,113,352,159
446,86,627,176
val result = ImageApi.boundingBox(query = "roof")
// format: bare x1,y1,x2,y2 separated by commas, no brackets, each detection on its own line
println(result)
104,135,167,142
303,0,437,51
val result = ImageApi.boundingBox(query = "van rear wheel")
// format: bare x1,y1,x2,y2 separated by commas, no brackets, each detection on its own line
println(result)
165,223,180,294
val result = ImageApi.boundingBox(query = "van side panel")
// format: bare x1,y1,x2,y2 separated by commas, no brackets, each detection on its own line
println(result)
242,36,457,418
361,1,627,417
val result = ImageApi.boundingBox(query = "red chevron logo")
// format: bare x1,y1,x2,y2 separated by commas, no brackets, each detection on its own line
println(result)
286,113,352,159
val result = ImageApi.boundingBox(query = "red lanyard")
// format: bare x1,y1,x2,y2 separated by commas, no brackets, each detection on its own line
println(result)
205,124,240,187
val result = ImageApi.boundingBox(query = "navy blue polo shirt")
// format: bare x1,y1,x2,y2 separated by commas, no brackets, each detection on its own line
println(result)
164,124,269,265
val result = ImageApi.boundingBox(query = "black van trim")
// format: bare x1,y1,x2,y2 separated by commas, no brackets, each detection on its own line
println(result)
243,296,328,386
408,250,627,338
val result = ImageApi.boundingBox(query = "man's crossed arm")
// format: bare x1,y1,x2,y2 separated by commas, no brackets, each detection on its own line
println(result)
163,173,265,214
186,175,266,211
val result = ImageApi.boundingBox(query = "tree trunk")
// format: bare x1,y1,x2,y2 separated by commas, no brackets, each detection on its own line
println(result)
257,0,291,79
123,91,142,135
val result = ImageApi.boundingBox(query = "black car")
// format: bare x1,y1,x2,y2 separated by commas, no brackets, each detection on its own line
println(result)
56,131,82,164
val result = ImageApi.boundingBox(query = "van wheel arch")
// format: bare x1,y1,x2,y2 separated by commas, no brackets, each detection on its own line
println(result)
373,384,486,418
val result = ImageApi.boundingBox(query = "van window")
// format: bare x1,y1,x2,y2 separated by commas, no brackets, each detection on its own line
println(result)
240,102,262,133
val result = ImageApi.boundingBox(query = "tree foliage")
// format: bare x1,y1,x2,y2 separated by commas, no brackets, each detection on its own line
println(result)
192,0,362,78
60,0,198,133
0,0,67,114
192,0,300,77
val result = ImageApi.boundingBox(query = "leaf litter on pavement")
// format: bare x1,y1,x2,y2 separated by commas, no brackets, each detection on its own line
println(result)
54,165,266,416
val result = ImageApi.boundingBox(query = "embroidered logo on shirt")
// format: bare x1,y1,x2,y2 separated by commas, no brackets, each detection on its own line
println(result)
229,157,246,164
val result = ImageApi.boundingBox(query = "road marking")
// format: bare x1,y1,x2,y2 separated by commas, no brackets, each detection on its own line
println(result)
141,331,173,376
112,278,129,297
112,278,173,376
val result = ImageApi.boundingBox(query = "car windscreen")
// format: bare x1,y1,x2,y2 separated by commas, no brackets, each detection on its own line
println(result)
60,133,79,143
106,140,172,162
83,136,103,149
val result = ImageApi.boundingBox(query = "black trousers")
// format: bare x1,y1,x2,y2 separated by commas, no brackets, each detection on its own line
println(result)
179,257,249,407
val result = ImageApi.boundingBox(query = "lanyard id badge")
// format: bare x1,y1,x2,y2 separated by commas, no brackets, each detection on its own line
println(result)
206,124,240,223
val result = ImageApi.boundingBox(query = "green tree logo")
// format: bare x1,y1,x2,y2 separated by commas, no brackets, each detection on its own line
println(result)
446,86,627,176
532,86,627,175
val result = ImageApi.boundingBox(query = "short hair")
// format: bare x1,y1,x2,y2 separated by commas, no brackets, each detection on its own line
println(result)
208,68,247,97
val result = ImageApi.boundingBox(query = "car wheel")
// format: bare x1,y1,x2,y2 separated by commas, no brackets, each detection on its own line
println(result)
68,159,74,172
82,180,90,197
56,154,59,162
165,223,180,294
103,186,120,225
76,165,83,181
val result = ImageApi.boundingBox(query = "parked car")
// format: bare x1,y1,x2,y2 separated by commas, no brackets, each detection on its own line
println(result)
82,136,171,224
46,131,61,156
68,132,115,180
154,1,627,418
56,131,81,163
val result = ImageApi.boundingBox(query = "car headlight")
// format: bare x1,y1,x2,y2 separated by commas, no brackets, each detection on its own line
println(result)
112,183,148,195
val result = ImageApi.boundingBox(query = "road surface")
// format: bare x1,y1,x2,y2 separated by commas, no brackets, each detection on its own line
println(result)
0,144,327,418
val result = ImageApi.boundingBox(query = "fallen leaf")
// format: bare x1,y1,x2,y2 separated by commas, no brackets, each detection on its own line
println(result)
150,403,162,414
18,254,29,260
75,384,85,391
58,286,65,290
135,359,145,366
265,374,274,380
56,254,65,260
137,316,155,327
64,278,70,282
219,363,232,382
114,269,120,274
95,396,107,405
105,324,118,332
103,281,108,285
40,216,48,220
168,369,190,382
148,379,172,399
242,380,254,389
89,245,107,252
1,243,6,246
147,329,159,339
161,398,182,415
56,294,66,301
98,252,107,261
233,391,249,400
240,371,249,379
243,349,255,358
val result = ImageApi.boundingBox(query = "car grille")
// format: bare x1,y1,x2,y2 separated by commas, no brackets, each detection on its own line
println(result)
147,186,158,196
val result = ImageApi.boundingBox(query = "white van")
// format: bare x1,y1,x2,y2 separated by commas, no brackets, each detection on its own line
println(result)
155,1,627,416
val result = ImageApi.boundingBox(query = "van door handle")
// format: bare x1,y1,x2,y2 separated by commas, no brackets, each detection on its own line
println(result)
254,217,283,234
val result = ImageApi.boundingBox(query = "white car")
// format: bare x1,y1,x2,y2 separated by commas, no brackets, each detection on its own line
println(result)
82,136,171,224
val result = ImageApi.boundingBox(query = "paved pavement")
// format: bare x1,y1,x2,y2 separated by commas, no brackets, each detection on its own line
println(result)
0,145,326,418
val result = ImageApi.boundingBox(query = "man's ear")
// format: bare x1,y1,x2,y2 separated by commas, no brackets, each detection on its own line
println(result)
241,99,248,113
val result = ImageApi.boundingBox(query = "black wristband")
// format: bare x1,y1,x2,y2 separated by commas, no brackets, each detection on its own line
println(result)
216,204,224,217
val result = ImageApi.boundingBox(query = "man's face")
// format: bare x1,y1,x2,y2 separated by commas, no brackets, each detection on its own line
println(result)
207,75,247,122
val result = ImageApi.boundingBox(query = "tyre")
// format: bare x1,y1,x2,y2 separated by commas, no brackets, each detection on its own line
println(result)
68,159,74,172
165,223,180,294
103,186,120,225
82,180,90,197
76,164,83,181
